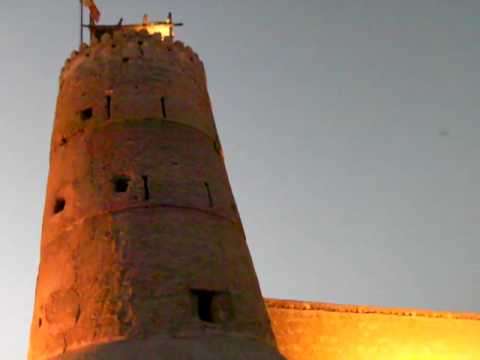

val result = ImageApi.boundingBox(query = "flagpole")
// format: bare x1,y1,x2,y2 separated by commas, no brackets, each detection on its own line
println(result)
80,0,84,45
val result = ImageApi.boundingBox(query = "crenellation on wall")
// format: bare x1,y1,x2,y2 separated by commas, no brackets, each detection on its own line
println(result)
54,30,216,156
266,298,480,320
266,299,480,360
61,31,201,82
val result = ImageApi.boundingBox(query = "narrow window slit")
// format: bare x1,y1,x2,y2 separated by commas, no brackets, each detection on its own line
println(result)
142,175,150,201
161,97,167,119
204,182,213,208
38,318,42,328
80,107,93,121
106,95,112,119
113,176,130,193
75,307,81,324
53,198,66,214
138,41,144,56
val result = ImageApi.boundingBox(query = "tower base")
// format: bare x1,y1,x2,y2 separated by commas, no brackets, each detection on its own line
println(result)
50,334,285,360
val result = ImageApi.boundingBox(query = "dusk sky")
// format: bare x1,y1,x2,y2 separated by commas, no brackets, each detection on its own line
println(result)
1,1,480,358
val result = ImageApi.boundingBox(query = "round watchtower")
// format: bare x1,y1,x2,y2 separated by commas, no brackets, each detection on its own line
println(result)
28,27,284,360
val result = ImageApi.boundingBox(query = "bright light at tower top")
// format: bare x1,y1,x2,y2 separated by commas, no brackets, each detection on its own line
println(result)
141,13,182,38
83,11,184,44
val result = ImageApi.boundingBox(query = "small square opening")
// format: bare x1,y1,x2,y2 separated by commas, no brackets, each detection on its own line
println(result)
190,289,232,324
80,107,93,121
191,289,215,323
113,176,130,193
53,198,66,214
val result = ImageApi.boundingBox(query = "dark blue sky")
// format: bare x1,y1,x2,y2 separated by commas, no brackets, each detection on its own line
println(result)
1,1,480,357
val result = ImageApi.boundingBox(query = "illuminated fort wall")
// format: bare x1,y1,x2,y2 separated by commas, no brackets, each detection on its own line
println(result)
266,299,480,360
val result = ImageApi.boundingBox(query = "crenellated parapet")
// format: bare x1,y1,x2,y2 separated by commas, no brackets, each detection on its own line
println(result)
53,29,216,154
61,30,202,80
266,299,480,360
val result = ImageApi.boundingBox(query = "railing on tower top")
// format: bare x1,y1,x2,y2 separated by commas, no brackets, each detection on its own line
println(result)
79,4,183,44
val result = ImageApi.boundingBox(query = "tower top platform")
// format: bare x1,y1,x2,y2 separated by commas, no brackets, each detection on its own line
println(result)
84,12,183,43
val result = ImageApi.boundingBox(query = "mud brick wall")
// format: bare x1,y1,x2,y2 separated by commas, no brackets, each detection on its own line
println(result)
267,299,480,360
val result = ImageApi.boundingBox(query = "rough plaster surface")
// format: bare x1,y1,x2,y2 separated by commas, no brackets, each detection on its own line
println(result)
29,30,283,360
266,299,480,360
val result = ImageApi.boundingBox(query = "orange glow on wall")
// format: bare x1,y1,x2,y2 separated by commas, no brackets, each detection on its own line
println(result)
266,299,480,360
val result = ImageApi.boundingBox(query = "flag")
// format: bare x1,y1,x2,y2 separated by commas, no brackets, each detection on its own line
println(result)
82,0,101,23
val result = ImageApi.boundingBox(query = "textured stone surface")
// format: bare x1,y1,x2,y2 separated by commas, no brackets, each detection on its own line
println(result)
266,299,480,360
29,30,283,360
